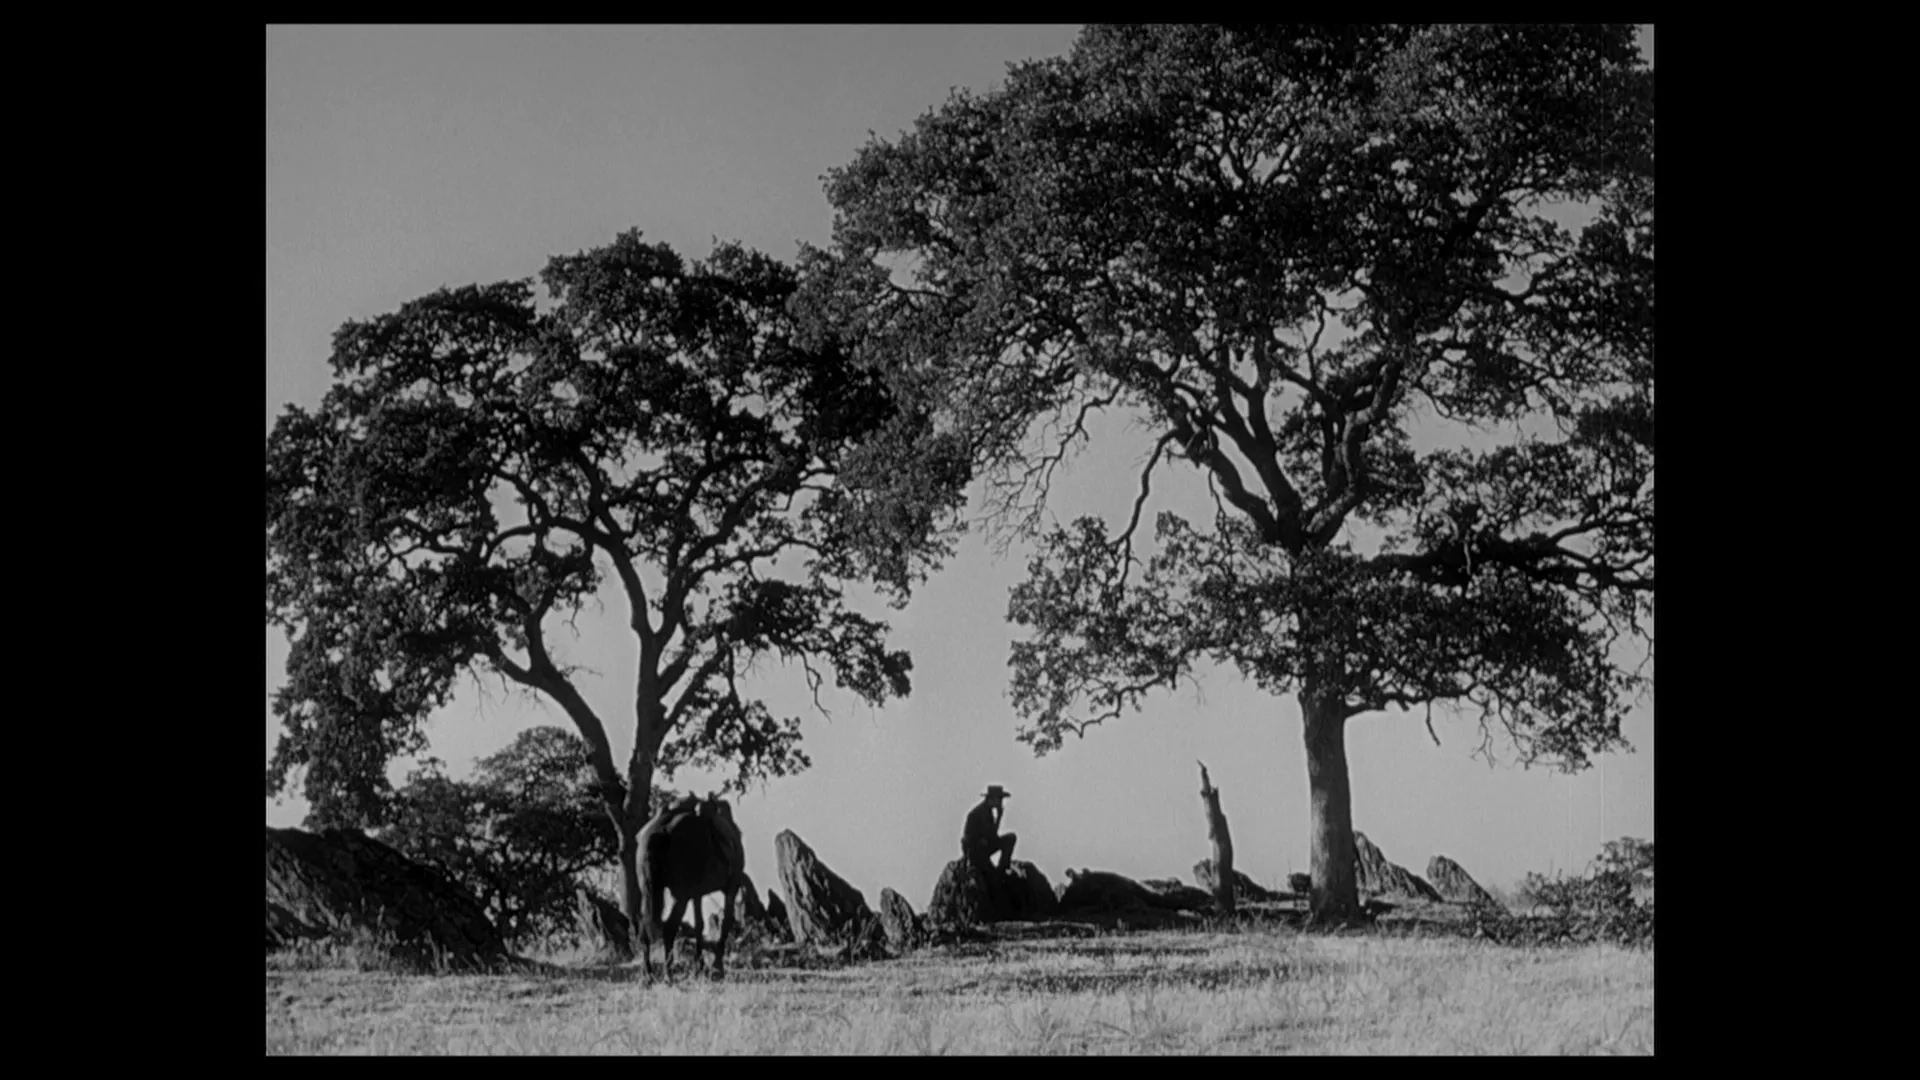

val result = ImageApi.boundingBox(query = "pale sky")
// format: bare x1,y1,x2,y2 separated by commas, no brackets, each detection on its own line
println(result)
267,25,1655,906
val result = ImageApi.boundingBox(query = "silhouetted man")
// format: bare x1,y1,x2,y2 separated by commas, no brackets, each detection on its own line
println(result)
962,784,1017,875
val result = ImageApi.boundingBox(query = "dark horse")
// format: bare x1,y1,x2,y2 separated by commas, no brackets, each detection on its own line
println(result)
635,794,746,979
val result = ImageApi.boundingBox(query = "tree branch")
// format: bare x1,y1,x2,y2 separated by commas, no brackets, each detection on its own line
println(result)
664,643,734,731
1305,349,1409,543
1213,347,1306,540
1115,432,1177,587
482,636,623,801
663,462,797,644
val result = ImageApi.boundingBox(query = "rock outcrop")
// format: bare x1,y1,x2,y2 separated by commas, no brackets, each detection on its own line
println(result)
1141,877,1218,911
267,900,327,951
773,829,873,945
840,911,891,962
1057,868,1210,913
734,871,769,925
265,826,507,970
878,887,925,952
765,889,791,938
1192,860,1282,902
1005,861,1060,919
1352,831,1444,903
1425,855,1501,908
927,857,1001,928
573,886,633,963
927,858,1059,927
708,871,789,941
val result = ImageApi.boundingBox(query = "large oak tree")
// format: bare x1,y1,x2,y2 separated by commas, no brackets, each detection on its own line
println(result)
266,231,969,938
807,24,1653,920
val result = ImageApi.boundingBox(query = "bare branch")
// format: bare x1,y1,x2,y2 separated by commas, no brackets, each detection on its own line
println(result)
799,656,831,718
1115,432,1177,587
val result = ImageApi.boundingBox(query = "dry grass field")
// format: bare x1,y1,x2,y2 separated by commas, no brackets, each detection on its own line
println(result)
265,914,1652,1055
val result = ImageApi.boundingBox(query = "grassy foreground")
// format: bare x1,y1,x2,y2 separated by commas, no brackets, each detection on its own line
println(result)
266,922,1652,1055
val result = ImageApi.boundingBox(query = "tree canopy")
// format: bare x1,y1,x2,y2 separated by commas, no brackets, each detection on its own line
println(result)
266,231,970,853
808,24,1653,918
381,726,665,944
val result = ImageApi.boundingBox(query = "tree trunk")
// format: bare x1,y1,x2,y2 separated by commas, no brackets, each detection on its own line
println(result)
536,662,663,960
617,822,644,953
617,741,662,956
586,760,650,958
1302,687,1362,923
1197,761,1235,915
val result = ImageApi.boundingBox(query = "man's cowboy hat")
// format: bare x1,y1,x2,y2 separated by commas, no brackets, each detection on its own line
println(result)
982,785,1011,800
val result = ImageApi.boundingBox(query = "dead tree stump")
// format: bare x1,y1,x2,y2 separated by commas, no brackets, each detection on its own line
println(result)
1198,761,1235,915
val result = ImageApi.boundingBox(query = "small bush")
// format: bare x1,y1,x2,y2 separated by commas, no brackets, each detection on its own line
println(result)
1490,837,1654,949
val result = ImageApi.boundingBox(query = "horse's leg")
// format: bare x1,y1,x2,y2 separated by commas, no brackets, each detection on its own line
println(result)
715,883,735,978
663,896,690,981
690,894,706,973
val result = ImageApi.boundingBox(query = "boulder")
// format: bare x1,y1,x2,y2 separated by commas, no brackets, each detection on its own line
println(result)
1287,872,1312,895
267,900,327,952
764,889,792,939
927,857,1001,928
733,871,769,925
1425,855,1501,909
878,887,924,952
927,858,1057,926
1352,831,1444,903
1057,868,1208,913
1058,868,1139,911
265,826,508,970
1005,861,1060,919
840,911,891,962
1142,876,1218,911
706,871,779,940
1192,859,1282,902
573,886,633,963
774,829,873,945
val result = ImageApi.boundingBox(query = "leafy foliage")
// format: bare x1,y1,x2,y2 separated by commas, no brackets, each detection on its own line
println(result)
267,231,968,833
1598,835,1655,882
379,727,678,945
1517,836,1652,916
812,24,1653,767
1487,835,1653,949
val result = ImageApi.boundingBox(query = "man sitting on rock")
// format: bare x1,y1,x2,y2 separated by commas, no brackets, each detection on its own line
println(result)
962,784,1017,876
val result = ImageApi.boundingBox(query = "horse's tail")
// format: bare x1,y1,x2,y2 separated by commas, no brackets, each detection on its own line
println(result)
639,826,673,941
